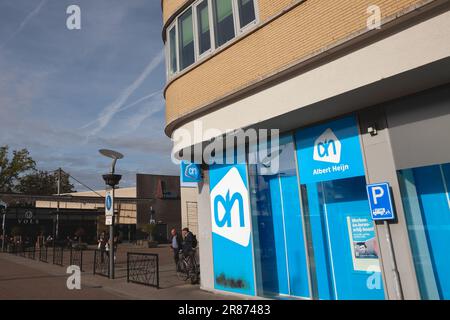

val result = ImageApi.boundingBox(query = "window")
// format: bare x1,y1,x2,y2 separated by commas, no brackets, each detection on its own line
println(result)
178,8,195,70
196,0,212,56
168,26,178,75
166,0,258,79
212,0,235,48
237,0,256,29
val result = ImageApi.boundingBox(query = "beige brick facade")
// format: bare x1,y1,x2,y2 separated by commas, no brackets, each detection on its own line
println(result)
162,0,435,134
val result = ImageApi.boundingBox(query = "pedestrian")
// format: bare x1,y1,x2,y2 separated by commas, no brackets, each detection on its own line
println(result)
170,228,183,271
98,232,107,262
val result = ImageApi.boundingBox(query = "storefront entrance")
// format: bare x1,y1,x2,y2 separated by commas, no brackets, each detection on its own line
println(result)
296,115,385,300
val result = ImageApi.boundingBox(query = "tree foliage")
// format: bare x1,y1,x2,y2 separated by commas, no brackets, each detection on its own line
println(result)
0,145,76,195
16,170,75,195
0,146,36,192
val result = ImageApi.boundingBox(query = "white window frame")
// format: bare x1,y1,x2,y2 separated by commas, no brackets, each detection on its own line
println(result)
165,0,259,80
166,21,180,79
177,6,196,72
193,0,214,61
233,0,259,34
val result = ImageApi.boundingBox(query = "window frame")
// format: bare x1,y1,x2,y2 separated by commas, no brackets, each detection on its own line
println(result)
193,0,214,61
165,0,259,81
166,21,179,78
177,6,196,71
234,0,259,34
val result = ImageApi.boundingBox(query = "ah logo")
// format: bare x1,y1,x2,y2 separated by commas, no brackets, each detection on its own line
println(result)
313,128,342,164
184,163,201,181
210,167,251,247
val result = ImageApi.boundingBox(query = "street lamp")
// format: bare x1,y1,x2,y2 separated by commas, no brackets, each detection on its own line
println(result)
99,149,123,279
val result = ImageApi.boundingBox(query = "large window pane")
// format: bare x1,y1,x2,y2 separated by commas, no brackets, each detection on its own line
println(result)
248,135,310,298
237,0,256,28
168,26,177,75
196,1,211,55
178,8,195,70
398,163,450,300
212,0,235,47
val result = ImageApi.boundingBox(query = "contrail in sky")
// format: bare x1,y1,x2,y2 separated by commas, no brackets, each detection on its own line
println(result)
0,0,48,49
80,89,163,130
85,49,165,138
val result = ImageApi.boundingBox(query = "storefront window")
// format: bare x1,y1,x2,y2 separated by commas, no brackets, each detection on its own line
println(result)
248,135,310,298
398,162,450,300
295,115,385,300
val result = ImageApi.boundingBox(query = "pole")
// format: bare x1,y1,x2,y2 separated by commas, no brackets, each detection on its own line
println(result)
56,168,61,240
109,186,115,279
384,220,404,300
2,212,5,252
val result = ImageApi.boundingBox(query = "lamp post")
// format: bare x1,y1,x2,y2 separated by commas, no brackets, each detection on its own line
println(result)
0,200,7,252
99,149,123,280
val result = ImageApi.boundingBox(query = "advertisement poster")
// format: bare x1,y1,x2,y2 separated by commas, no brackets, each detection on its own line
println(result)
347,216,380,272
209,164,256,296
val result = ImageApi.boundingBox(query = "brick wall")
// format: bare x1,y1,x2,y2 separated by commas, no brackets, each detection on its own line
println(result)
163,0,432,130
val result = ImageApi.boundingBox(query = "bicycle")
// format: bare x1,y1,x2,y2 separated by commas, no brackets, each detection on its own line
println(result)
176,249,200,284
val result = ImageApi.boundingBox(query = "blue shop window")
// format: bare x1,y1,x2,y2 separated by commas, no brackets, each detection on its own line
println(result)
248,135,310,299
300,176,385,300
398,162,450,300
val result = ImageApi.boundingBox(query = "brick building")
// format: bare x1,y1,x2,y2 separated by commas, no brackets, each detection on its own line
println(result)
161,0,450,300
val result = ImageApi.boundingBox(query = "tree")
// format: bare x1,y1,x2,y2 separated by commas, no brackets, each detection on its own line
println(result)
16,170,75,195
0,146,36,192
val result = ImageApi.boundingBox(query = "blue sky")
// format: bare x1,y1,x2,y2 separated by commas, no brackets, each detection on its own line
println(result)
0,0,177,191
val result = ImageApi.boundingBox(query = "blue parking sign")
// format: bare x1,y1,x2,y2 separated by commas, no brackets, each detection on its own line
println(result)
367,183,395,221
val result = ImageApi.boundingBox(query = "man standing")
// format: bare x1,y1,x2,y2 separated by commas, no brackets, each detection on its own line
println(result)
170,228,182,270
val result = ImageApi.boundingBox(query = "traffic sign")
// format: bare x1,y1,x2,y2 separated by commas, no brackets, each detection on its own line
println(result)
105,191,113,217
105,216,113,226
367,182,395,221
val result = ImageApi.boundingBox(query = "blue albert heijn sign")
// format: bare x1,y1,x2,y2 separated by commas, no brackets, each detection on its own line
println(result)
367,182,395,221
295,115,365,184
209,163,256,297
180,161,202,183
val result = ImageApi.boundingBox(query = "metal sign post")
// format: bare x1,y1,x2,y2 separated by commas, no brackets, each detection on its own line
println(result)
0,200,7,252
367,182,403,300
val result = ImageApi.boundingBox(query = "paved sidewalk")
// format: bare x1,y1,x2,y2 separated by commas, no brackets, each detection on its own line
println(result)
0,252,240,300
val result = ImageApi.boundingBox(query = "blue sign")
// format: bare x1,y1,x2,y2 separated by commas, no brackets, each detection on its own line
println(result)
106,194,112,211
367,183,395,221
209,163,256,296
180,161,202,183
295,115,366,184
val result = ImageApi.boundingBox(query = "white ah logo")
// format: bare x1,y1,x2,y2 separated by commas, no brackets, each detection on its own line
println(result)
210,167,251,247
313,128,342,164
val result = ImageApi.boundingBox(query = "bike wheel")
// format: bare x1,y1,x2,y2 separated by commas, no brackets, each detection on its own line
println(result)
176,260,189,281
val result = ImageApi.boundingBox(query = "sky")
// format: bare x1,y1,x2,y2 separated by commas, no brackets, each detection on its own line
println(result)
0,0,178,191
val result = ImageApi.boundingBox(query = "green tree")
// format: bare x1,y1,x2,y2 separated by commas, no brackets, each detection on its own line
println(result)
0,146,36,192
16,170,75,195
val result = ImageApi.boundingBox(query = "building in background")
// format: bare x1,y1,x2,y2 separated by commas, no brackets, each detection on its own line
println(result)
162,0,450,300
136,174,182,242
3,174,183,245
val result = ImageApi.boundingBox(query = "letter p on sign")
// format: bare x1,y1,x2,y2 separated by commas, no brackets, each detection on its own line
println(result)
371,186,384,205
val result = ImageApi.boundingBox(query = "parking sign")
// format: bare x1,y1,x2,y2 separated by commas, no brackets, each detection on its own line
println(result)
367,182,395,221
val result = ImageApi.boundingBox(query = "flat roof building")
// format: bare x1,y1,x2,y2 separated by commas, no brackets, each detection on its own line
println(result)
161,0,450,300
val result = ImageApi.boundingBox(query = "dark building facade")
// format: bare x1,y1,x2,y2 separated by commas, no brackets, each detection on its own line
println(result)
136,174,181,243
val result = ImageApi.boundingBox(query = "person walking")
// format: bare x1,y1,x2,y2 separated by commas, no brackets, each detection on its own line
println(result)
98,232,107,263
170,228,183,271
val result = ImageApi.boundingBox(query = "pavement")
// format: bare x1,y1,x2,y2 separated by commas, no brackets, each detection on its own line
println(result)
0,243,241,300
